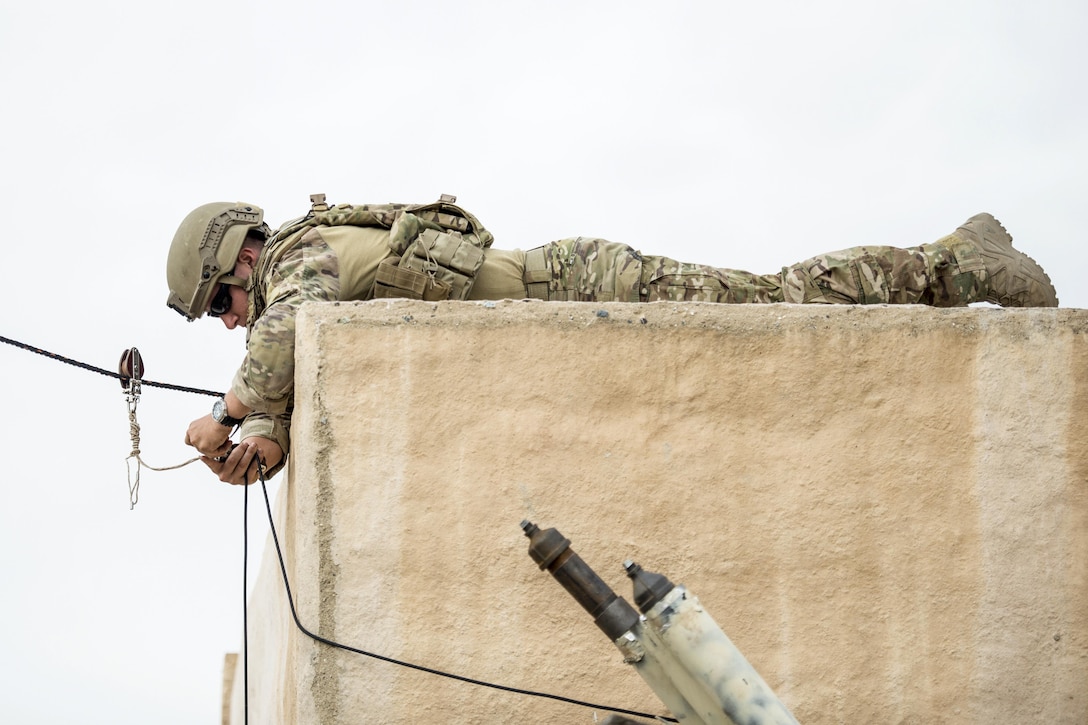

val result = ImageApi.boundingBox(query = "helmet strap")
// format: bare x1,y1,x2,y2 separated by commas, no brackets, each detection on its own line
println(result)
218,273,247,289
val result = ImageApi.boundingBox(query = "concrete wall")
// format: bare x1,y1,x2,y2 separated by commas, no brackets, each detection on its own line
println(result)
228,300,1088,724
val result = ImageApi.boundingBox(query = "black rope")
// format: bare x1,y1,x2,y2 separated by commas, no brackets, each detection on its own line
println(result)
0,334,223,397
243,478,250,725
254,462,676,723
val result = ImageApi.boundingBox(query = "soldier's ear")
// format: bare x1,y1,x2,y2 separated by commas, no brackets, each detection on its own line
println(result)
237,246,260,267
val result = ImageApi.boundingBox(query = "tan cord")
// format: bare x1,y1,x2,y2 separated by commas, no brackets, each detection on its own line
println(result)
125,385,199,509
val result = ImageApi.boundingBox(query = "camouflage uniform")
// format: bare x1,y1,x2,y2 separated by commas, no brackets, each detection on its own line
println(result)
233,213,1054,475
526,233,988,307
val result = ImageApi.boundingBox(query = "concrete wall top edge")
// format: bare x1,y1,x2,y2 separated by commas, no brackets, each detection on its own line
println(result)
298,298,1088,336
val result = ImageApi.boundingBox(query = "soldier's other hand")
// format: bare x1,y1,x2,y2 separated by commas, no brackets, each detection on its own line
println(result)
185,414,232,457
201,439,262,486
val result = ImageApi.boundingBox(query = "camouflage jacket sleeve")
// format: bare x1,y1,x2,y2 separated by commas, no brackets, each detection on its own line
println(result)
231,230,341,415
237,409,291,478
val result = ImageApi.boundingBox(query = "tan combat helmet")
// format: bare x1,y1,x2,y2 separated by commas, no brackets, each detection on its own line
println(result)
166,202,270,320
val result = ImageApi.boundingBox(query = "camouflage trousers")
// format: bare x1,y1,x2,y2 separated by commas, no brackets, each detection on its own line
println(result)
522,232,989,306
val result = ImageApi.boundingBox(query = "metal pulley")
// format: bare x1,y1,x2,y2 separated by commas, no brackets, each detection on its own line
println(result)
119,346,144,394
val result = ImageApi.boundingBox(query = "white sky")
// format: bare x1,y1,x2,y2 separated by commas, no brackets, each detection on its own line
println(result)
1,1,1085,722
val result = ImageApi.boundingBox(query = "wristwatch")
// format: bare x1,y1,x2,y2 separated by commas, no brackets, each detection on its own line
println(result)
212,397,244,427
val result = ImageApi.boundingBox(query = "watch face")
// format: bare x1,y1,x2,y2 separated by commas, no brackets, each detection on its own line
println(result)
212,398,226,422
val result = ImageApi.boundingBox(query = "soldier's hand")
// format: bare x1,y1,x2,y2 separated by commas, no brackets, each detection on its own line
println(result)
201,438,261,485
200,436,284,486
184,414,233,457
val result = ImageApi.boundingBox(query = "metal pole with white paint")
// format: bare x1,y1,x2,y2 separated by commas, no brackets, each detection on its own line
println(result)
625,562,799,725
521,521,800,725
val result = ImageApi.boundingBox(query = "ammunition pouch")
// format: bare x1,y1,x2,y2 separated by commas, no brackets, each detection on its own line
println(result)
373,214,488,301
373,258,451,301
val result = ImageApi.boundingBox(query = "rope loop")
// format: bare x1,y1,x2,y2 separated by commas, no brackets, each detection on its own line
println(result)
121,353,199,508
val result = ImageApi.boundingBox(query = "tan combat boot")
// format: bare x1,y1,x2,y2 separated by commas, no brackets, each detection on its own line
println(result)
954,213,1059,307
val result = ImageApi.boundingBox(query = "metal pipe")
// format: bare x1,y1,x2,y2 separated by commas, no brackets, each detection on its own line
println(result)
521,521,699,721
520,522,800,725
521,520,639,640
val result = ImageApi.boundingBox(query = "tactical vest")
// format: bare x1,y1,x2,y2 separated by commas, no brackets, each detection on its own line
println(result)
254,194,494,309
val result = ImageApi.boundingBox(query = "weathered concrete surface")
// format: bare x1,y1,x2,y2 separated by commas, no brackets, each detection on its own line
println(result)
222,654,237,725
229,300,1088,724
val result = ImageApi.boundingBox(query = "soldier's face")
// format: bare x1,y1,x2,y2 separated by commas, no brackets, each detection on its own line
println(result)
207,250,257,329
207,284,248,330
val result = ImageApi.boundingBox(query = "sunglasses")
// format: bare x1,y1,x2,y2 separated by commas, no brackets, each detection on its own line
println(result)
208,283,234,317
